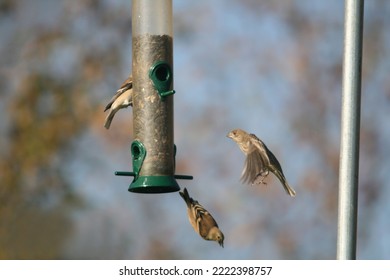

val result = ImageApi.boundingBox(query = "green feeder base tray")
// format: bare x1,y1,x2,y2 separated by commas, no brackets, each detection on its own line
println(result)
128,175,180,193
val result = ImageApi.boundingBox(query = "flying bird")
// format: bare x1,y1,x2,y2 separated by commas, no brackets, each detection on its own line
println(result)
179,188,224,247
103,76,133,129
227,128,296,197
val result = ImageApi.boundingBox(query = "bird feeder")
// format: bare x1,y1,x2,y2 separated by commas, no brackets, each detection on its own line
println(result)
115,0,192,193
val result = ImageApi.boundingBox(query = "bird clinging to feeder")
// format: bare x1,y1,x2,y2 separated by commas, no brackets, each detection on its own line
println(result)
103,75,133,129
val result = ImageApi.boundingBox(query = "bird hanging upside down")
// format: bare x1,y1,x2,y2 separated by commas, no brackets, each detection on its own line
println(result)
179,188,224,247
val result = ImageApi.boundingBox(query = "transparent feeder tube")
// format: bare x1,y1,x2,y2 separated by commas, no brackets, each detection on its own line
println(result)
132,0,173,36
130,0,177,193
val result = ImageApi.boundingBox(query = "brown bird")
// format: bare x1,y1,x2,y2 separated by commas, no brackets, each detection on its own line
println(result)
179,188,224,247
104,76,133,129
227,128,296,197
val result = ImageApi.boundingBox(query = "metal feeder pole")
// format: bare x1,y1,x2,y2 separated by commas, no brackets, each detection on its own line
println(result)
337,0,364,260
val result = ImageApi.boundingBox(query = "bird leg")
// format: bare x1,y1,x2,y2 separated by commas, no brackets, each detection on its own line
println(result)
252,170,269,185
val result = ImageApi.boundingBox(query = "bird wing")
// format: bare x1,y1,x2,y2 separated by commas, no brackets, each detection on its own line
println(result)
104,77,133,112
238,134,269,184
249,133,285,173
180,188,203,233
251,136,296,196
193,202,219,239
248,134,270,164
263,144,284,173
241,149,267,184
180,188,220,239
117,77,133,94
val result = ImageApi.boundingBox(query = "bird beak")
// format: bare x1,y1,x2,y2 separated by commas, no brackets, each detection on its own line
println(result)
219,240,224,248
226,132,232,139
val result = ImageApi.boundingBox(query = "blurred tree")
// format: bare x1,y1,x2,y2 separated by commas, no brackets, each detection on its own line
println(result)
0,0,123,259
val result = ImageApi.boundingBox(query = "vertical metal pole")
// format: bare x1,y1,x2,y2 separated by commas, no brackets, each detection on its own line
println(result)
337,0,364,260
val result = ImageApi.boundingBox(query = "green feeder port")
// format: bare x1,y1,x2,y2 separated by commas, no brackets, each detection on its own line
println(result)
149,61,175,98
115,142,193,194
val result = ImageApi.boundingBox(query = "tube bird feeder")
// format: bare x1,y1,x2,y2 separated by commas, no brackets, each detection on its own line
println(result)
115,0,192,193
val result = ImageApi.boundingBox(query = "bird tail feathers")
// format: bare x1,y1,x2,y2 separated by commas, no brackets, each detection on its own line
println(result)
104,111,114,129
272,168,296,197
179,187,192,207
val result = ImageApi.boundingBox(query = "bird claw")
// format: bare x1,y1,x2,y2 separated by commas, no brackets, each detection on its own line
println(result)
252,169,270,185
252,173,268,185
